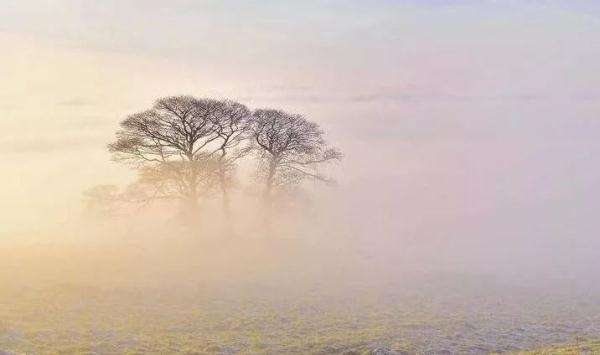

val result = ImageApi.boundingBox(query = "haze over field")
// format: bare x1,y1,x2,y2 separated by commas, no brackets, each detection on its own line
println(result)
1,1,600,354
3,0,600,279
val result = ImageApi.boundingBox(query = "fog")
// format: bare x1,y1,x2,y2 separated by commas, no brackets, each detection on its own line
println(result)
1,1,600,353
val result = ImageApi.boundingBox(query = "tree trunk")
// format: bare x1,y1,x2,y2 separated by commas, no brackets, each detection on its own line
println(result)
264,159,276,204
218,165,231,217
184,153,201,228
218,167,235,237
262,159,277,237
181,193,201,229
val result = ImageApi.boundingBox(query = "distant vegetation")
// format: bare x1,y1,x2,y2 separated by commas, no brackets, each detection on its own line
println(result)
84,96,341,232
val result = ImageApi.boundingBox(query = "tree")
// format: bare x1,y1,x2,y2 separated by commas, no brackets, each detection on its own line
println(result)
108,96,248,219
209,100,251,215
248,109,342,205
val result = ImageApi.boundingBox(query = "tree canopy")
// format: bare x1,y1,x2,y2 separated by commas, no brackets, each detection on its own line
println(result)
105,96,342,222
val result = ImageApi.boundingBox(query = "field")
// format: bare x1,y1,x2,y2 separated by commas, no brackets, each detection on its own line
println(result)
518,341,600,355
2,268,599,353
0,233,598,355
2,285,599,354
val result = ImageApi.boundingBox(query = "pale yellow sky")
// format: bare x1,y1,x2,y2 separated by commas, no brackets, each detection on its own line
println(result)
2,1,600,241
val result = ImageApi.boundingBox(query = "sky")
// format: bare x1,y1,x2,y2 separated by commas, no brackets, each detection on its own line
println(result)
1,1,600,274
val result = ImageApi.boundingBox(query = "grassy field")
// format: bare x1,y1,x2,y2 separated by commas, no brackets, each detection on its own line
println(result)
1,237,599,354
2,279,599,354
514,340,600,354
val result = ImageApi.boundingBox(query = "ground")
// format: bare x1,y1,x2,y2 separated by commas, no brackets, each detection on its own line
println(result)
1,237,598,354
1,279,599,354
515,340,600,354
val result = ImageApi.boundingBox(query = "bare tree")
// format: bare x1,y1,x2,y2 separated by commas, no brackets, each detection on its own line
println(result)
208,100,251,215
108,96,253,222
107,96,339,231
248,109,342,205
108,96,227,218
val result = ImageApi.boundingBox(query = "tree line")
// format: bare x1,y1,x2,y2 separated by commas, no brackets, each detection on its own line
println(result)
85,96,342,224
